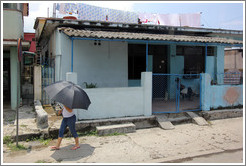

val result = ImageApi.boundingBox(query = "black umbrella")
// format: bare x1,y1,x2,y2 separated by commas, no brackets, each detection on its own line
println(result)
44,80,91,110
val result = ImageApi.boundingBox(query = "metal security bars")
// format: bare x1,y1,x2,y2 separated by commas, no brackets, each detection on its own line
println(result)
210,72,243,85
41,66,55,104
152,73,201,114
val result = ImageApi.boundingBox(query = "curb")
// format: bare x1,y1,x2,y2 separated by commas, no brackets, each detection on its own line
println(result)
199,109,243,120
9,109,243,142
145,148,243,163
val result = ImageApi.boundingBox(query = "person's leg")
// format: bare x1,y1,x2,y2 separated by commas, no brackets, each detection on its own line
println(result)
67,115,79,149
55,137,63,148
74,137,79,147
51,118,67,149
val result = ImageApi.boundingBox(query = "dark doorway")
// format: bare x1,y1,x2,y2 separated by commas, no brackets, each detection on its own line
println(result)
128,44,146,80
21,54,34,105
128,44,168,91
149,45,168,98
3,58,10,102
148,45,168,74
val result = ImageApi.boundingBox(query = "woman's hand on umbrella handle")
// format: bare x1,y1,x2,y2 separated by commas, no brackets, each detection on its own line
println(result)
58,110,62,115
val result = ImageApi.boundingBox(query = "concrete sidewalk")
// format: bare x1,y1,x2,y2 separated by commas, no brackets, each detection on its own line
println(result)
3,104,243,142
3,117,243,163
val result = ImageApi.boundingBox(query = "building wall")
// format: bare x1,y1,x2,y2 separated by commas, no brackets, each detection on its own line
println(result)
80,87,144,119
3,5,26,110
58,33,128,88
206,56,216,80
34,18,46,41
201,73,243,111
210,85,243,108
66,72,152,120
3,10,23,39
24,33,36,52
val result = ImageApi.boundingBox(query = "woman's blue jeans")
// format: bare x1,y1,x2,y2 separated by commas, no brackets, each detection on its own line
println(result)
59,115,78,138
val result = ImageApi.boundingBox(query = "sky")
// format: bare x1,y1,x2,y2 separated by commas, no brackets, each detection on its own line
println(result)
23,1,244,33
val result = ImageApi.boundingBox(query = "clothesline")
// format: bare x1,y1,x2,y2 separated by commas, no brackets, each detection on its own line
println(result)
56,3,201,27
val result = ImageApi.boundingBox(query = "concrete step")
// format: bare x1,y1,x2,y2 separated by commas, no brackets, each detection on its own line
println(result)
96,123,136,136
185,112,209,126
156,115,175,130
199,109,243,120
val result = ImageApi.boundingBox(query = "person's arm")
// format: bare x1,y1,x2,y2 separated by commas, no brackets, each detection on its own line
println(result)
58,109,62,115
64,105,73,113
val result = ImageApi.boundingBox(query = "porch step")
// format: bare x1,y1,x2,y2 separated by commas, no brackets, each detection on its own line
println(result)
156,115,175,130
96,123,136,136
185,112,209,126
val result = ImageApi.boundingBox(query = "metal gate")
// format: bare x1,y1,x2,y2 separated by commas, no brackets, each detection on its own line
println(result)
152,73,201,114
41,66,55,104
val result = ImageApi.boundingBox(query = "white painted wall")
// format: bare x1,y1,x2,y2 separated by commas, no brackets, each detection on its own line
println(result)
65,72,152,120
73,40,128,88
58,33,128,88
34,66,42,101
3,10,23,39
59,32,72,81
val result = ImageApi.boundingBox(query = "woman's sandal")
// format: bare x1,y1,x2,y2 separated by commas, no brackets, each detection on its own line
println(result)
50,146,60,150
71,146,80,150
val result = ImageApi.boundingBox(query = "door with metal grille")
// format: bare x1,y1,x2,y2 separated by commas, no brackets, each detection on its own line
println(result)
152,74,201,114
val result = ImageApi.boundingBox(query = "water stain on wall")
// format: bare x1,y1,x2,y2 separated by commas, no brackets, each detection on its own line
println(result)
224,87,239,105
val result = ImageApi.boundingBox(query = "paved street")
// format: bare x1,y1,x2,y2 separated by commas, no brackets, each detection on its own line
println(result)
2,117,243,164
180,149,243,163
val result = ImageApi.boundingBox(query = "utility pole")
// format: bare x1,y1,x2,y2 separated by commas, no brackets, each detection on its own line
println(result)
53,3,56,18
47,7,49,17
16,61,19,147
16,38,21,147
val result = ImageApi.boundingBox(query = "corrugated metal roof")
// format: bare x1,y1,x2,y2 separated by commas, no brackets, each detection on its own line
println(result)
60,27,243,45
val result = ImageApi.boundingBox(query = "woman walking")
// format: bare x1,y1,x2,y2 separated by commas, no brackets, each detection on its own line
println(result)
50,104,80,150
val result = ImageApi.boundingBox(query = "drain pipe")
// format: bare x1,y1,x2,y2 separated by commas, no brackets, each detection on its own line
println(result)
205,43,207,73
56,29,62,81
71,38,74,72
146,41,149,71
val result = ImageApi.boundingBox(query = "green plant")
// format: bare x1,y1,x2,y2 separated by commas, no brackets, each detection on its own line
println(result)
35,160,46,163
6,143,27,151
77,130,98,137
35,159,52,163
8,117,15,122
3,136,26,151
25,136,52,146
3,136,13,144
84,82,97,88
39,138,52,146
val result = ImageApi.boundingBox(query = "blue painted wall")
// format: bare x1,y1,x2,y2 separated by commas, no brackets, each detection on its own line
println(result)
201,73,243,110
216,46,225,84
210,85,243,108
201,73,211,111
206,56,215,81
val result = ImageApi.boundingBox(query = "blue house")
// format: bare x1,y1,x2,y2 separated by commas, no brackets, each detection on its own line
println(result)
34,17,243,120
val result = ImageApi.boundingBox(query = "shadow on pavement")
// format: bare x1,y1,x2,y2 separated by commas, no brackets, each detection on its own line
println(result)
50,144,95,162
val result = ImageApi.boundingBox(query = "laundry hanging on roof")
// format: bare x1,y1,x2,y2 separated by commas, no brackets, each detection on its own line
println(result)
139,13,201,27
